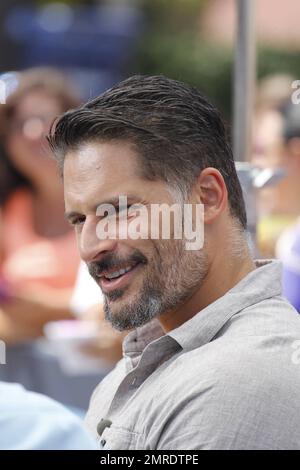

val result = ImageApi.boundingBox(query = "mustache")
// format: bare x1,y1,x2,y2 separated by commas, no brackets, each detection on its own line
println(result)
87,251,148,279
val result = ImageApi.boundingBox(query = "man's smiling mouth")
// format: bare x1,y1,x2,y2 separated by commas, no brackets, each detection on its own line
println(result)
98,261,139,281
97,261,142,293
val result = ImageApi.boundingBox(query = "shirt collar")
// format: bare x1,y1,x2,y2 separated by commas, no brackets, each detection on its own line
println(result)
123,259,282,357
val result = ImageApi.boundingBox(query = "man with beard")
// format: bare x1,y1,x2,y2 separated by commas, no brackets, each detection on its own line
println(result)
49,75,300,450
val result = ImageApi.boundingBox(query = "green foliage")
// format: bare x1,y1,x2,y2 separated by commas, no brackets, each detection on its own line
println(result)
35,0,300,120
141,0,208,31
258,48,300,80
133,30,300,119
133,32,234,118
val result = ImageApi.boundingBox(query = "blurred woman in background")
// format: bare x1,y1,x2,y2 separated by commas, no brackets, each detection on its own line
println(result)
0,67,81,342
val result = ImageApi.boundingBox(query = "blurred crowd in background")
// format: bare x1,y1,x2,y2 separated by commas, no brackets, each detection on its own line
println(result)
0,0,300,414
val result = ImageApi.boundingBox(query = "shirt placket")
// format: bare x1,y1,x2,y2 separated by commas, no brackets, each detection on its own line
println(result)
106,335,181,419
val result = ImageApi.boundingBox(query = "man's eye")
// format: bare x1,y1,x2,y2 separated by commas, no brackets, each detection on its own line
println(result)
116,204,133,214
117,204,132,212
70,216,85,226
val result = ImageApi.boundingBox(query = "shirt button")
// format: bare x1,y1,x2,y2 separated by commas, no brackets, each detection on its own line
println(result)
100,439,106,447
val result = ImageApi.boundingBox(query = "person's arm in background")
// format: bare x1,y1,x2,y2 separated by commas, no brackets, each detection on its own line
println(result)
0,286,74,343
0,382,97,450
80,305,124,364
0,206,75,343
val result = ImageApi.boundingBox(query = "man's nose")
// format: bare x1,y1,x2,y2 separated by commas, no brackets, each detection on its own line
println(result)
78,216,118,263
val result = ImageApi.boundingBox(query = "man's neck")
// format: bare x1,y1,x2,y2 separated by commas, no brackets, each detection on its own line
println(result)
159,247,256,333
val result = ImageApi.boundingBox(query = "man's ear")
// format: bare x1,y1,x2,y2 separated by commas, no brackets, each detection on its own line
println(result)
194,167,228,224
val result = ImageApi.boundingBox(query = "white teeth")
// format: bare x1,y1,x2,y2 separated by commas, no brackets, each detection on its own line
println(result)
105,265,134,280
106,271,122,279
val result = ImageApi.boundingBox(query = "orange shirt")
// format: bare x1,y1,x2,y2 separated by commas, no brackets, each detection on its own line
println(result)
1,189,79,290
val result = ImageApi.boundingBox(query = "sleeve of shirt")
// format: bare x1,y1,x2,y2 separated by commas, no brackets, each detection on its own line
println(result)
0,382,98,450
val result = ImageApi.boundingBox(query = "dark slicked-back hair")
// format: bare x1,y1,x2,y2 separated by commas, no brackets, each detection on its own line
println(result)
48,75,247,229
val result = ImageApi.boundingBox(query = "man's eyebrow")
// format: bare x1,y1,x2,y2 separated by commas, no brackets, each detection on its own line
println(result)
93,195,139,210
65,195,140,220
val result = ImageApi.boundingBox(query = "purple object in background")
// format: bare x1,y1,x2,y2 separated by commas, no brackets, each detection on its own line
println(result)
277,219,300,313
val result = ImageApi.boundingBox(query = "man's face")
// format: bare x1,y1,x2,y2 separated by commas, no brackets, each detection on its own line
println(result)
64,140,208,331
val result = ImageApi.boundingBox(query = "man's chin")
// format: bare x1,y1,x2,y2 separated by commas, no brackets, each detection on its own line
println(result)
103,293,162,332
103,292,137,330
103,308,137,332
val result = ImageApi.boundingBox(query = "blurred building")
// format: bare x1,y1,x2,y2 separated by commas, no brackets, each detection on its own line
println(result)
0,1,143,99
200,0,300,49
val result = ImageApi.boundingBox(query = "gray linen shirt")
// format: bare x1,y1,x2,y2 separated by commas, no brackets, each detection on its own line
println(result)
85,260,300,450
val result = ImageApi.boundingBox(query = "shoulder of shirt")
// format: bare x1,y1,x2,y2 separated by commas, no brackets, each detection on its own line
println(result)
161,296,300,393
88,295,300,410
1,382,73,413
0,382,97,449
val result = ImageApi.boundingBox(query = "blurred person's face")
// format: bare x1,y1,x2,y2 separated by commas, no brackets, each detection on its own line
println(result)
64,141,209,331
5,90,63,186
253,109,300,218
252,109,284,169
